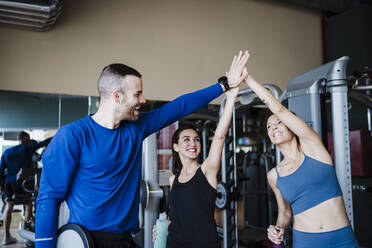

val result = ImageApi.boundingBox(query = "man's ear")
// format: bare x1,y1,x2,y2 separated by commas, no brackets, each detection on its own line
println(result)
112,90,122,103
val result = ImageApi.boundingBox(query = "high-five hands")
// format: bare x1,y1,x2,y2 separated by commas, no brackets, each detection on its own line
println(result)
226,51,250,89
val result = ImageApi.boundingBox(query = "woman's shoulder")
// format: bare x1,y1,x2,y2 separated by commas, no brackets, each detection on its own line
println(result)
299,140,333,165
267,167,278,182
169,174,176,188
300,148,333,165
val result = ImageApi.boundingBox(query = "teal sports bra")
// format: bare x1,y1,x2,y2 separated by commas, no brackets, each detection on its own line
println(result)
275,154,342,215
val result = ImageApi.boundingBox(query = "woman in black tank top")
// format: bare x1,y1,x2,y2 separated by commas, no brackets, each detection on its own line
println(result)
164,56,247,248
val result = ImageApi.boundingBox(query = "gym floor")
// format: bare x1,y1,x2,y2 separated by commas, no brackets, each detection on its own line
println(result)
0,228,25,248
0,204,26,248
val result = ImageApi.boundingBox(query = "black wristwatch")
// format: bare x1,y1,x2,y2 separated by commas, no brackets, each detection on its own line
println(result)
218,76,230,91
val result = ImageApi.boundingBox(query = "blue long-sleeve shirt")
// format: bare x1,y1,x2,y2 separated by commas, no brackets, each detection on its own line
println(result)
0,138,51,183
35,83,223,248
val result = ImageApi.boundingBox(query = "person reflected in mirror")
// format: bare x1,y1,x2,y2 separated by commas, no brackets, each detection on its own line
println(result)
0,131,51,245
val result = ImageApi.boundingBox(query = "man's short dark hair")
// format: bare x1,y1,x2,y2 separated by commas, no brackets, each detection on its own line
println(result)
18,131,30,144
97,64,142,99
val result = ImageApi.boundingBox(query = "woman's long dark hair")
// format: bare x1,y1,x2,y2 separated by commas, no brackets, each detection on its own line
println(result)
171,125,200,177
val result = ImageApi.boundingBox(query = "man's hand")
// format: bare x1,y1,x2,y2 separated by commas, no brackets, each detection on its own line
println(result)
226,51,250,89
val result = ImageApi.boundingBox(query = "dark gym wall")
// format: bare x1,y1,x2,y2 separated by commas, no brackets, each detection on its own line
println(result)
0,91,89,130
0,91,59,129
325,4,372,74
60,97,89,126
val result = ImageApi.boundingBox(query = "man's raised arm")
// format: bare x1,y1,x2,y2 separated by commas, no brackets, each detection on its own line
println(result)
140,51,249,136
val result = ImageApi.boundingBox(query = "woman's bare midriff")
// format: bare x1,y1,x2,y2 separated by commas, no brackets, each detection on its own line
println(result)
293,196,350,232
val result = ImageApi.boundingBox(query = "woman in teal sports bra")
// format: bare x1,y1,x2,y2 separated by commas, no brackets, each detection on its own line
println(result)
243,69,358,248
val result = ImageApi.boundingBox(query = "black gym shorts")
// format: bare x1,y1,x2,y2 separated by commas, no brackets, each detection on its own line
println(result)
3,181,19,202
90,230,139,248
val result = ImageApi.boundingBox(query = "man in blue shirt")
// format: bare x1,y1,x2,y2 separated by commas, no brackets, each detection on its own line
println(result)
0,131,51,245
36,51,250,248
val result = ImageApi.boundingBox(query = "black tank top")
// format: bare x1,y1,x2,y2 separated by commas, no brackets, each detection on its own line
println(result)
167,167,219,248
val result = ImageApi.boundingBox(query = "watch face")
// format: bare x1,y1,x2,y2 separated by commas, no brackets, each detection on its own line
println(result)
218,76,229,90
218,76,228,84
